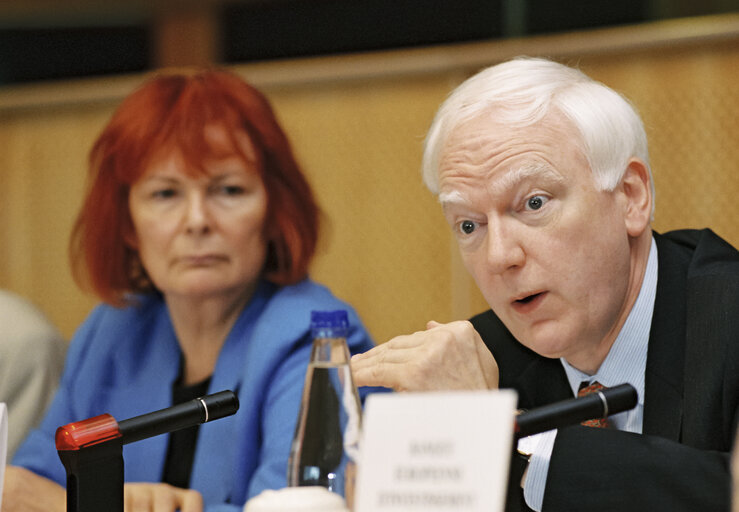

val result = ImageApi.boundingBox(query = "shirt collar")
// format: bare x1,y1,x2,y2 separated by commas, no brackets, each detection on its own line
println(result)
561,236,658,406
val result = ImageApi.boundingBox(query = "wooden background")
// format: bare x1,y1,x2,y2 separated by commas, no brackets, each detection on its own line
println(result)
1,13,737,344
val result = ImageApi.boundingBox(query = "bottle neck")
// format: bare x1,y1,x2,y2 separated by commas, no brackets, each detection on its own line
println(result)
310,336,350,365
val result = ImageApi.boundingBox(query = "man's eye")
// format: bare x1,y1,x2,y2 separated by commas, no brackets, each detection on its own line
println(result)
526,195,547,210
459,220,477,235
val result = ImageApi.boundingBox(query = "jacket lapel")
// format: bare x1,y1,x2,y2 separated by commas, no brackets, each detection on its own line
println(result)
112,311,181,482
189,281,273,505
188,334,246,505
642,233,689,441
515,357,572,408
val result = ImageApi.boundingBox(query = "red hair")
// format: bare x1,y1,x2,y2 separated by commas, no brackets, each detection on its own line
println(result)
70,69,319,305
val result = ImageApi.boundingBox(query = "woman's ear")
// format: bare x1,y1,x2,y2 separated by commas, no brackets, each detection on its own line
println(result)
122,221,139,249
618,158,653,238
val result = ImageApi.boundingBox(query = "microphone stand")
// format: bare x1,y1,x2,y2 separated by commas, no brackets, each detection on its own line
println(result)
55,390,239,512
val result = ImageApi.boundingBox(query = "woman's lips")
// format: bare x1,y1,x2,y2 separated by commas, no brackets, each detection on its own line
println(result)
181,254,226,266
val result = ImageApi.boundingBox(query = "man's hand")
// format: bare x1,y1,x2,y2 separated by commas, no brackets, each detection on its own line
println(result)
351,320,498,391
2,466,65,512
124,483,203,512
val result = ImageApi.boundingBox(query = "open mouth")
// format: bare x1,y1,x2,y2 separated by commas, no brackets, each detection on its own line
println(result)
515,292,543,304
512,291,547,312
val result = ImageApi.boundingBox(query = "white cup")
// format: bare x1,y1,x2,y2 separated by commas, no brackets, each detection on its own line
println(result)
244,486,349,512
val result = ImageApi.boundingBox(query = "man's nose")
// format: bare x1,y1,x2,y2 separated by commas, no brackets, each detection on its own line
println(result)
485,220,525,274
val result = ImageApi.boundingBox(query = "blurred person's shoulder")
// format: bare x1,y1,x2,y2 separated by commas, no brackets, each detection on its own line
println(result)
0,289,64,347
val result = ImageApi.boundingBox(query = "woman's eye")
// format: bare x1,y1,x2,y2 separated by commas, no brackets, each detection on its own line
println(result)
219,185,245,196
152,189,176,199
459,220,477,235
526,195,548,210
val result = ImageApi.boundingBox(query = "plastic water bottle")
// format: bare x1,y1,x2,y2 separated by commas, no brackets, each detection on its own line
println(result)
288,310,362,504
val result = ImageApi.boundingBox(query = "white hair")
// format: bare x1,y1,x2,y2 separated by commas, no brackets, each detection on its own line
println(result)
422,57,653,208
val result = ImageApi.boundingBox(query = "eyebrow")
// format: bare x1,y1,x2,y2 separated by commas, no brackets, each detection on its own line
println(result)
438,163,564,208
438,190,468,207
140,174,179,184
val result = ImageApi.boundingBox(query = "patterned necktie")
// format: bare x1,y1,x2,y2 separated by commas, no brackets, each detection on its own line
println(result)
578,381,610,428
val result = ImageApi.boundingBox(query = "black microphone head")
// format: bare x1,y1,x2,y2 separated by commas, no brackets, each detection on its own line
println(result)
601,383,638,415
514,382,639,439
201,390,240,423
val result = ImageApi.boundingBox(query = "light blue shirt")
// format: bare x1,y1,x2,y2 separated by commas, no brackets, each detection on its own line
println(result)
520,237,658,511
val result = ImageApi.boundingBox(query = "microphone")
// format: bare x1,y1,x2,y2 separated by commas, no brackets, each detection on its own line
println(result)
55,390,239,512
119,390,239,445
55,390,239,451
514,383,637,439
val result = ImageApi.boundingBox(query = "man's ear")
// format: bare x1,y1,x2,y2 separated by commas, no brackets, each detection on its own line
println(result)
618,158,653,238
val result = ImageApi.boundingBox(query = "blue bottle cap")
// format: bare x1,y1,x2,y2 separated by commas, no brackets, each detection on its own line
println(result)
310,310,349,329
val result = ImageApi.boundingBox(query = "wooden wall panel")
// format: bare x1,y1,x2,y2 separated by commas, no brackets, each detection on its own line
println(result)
262,76,475,344
0,105,107,336
578,44,739,246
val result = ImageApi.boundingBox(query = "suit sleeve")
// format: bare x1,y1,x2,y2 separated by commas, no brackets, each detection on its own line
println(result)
542,426,730,512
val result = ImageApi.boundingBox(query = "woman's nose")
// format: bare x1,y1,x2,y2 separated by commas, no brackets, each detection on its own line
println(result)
184,192,211,235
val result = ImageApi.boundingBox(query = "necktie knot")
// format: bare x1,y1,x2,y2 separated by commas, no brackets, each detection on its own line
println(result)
578,381,610,428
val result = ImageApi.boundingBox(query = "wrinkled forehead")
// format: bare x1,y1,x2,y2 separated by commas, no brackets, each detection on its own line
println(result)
436,112,591,203
439,110,587,172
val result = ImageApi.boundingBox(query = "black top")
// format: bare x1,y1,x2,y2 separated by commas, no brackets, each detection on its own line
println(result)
161,374,212,488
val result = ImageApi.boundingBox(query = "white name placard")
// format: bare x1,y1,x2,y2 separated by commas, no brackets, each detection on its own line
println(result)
354,390,517,512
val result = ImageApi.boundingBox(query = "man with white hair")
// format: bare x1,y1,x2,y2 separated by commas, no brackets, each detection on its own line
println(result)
352,57,738,511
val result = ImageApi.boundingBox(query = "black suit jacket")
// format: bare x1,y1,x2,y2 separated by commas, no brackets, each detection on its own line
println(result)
471,229,739,512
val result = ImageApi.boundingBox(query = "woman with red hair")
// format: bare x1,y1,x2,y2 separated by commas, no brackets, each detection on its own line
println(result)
5,70,375,512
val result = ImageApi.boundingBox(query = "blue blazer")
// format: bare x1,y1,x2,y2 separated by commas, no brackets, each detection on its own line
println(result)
14,279,377,512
